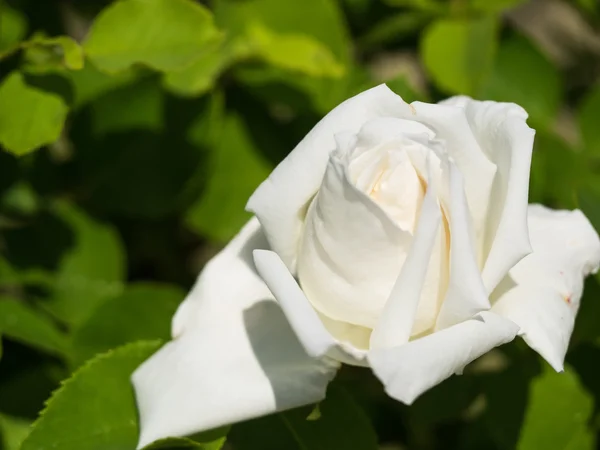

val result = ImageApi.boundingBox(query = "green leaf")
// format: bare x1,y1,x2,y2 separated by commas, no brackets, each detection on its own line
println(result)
163,42,236,97
248,23,344,78
0,413,31,450
214,0,350,64
185,113,272,242
421,16,498,96
0,297,69,357
90,76,164,136
517,368,594,450
578,83,600,157
230,386,377,450
69,61,138,108
21,34,84,72
20,341,163,450
481,35,562,129
44,202,126,326
528,131,581,207
0,4,27,55
142,435,226,450
470,0,527,13
0,71,69,156
383,0,447,13
71,283,184,367
84,0,222,73
358,12,432,51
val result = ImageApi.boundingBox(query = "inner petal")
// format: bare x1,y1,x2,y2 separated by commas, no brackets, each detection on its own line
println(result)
348,144,426,233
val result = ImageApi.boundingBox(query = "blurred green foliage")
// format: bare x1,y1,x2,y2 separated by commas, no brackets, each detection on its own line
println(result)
1,0,600,449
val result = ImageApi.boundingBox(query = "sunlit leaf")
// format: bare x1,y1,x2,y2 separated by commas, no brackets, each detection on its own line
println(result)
22,34,84,72
517,367,594,450
214,0,350,63
0,72,68,156
84,0,222,73
482,35,562,129
69,61,138,108
421,16,498,96
20,341,162,450
248,23,344,78
0,413,32,450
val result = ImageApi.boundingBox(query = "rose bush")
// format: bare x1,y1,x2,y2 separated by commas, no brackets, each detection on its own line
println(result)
132,85,600,447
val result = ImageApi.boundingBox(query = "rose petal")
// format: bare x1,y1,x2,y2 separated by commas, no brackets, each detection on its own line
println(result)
254,249,368,365
368,311,519,404
442,97,535,292
296,153,412,329
370,171,441,349
492,205,600,371
247,84,411,272
410,101,498,249
132,218,338,448
435,163,491,330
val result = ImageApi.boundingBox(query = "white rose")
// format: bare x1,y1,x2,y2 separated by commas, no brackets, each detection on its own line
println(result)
131,85,600,447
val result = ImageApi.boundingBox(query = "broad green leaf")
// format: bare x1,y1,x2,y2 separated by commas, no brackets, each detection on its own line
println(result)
84,0,222,73
358,12,432,50
163,42,237,97
386,76,429,103
142,435,226,450
470,0,527,13
248,23,344,78
44,202,126,326
69,61,138,108
517,368,594,450
0,72,68,156
214,0,350,64
71,283,184,367
230,386,377,450
0,297,69,356
383,0,447,13
481,35,562,129
21,34,84,71
0,413,31,450
528,131,581,207
578,83,600,157
185,113,272,242
421,16,498,96
0,4,27,55
90,76,164,136
20,341,162,450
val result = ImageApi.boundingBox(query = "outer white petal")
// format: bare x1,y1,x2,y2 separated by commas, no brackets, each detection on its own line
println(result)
410,101,497,247
247,84,411,272
369,312,519,404
296,154,412,329
435,163,491,330
370,174,441,349
442,97,535,292
254,249,368,366
132,218,338,448
492,205,600,371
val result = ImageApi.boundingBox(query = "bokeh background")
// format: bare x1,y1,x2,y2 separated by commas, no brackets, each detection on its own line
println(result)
1,0,600,449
